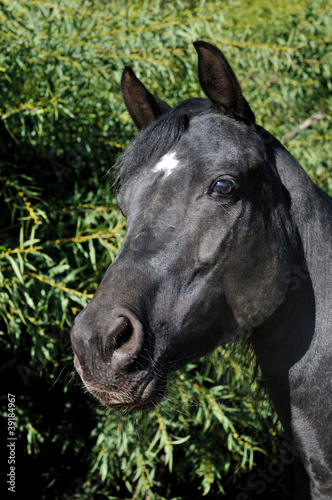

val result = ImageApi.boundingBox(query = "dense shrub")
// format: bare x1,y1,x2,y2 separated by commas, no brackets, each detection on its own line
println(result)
1,0,331,498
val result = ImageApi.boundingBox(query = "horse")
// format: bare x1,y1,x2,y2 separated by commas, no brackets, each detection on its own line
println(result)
70,41,332,499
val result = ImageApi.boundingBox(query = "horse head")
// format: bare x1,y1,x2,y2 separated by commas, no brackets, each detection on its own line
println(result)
71,42,299,411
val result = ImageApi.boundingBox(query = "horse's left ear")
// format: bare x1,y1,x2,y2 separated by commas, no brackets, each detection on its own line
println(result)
121,66,172,131
193,41,255,123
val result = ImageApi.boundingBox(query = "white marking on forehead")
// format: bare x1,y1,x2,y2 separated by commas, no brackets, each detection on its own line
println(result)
153,152,179,177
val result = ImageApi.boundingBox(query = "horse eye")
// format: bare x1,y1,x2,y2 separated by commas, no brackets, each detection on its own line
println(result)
211,179,236,197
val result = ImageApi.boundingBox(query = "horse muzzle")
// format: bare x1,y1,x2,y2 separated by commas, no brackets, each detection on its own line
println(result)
70,307,167,410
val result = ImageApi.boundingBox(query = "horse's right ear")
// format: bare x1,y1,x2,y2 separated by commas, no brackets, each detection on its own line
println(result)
193,41,255,123
121,67,172,131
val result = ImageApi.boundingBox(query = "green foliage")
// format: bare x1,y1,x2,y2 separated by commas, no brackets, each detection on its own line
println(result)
0,0,331,498
80,349,280,499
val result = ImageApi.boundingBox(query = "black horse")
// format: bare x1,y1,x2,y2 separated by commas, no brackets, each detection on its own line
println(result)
71,41,332,499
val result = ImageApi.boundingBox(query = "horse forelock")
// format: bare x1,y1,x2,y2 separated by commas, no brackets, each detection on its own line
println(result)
114,98,213,186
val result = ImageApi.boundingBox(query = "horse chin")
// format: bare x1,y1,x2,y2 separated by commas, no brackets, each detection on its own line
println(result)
92,377,167,412
74,355,167,411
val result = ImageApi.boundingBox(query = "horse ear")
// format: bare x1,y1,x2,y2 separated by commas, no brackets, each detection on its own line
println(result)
193,41,255,123
121,66,172,131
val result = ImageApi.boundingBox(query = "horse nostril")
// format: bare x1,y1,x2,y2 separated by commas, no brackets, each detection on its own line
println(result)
113,317,133,350
101,313,142,366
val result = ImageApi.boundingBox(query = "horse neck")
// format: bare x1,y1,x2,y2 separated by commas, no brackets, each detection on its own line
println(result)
251,137,332,439
272,138,332,296
251,262,316,439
